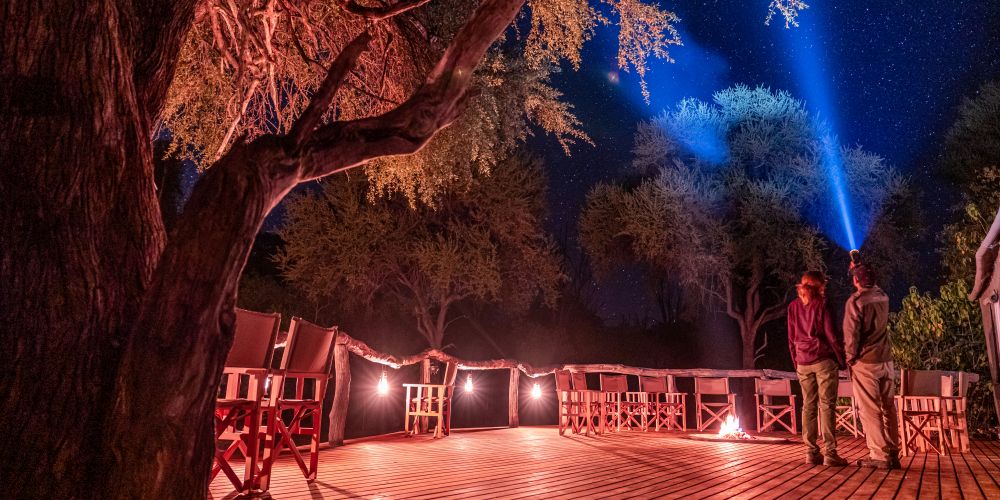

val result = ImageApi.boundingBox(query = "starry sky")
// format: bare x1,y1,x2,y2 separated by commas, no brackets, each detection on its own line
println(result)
538,0,1000,321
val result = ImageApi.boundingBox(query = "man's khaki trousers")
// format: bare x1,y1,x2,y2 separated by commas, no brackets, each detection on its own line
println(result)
851,361,901,461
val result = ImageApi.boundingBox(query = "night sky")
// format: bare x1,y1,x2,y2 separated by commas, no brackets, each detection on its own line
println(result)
539,0,1000,321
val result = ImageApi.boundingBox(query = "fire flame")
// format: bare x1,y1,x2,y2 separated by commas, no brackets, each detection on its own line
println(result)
718,415,754,440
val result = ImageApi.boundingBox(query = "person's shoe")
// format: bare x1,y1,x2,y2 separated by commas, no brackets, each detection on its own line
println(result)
806,453,823,465
824,453,849,466
856,458,890,469
888,455,902,470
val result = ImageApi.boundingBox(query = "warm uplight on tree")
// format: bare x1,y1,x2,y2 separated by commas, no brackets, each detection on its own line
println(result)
531,383,542,400
465,374,474,393
377,371,389,396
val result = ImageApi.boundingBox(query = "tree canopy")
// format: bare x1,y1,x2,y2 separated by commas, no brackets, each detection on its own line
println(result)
940,81,1000,283
579,85,912,368
278,153,562,348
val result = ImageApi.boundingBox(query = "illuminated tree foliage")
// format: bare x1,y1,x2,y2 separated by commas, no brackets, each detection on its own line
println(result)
580,85,910,368
278,154,562,348
162,0,681,174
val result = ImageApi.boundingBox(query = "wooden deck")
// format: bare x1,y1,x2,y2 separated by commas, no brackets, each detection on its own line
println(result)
209,427,1000,499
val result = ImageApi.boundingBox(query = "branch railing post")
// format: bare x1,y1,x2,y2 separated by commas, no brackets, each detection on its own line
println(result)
329,333,351,446
508,368,520,428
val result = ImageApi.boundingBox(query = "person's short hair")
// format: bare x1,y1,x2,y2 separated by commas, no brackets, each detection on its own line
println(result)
851,264,876,288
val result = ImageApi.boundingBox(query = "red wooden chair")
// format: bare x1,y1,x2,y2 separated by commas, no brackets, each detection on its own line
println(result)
555,370,586,435
257,317,338,490
695,377,736,431
835,379,862,437
600,374,646,431
571,372,604,435
211,308,281,494
404,362,458,438
942,372,971,452
754,378,797,433
640,375,686,431
898,369,951,455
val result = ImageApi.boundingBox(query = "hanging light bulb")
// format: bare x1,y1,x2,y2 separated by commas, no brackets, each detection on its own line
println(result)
377,370,389,396
464,374,474,393
531,382,542,400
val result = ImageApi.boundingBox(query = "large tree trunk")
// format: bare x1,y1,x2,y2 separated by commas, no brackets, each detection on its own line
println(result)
105,137,303,498
740,325,758,369
0,2,167,496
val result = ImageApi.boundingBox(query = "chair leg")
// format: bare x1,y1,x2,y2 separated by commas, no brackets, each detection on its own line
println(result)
309,408,320,481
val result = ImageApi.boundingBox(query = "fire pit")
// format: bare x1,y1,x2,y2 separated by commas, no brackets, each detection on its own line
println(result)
685,416,794,444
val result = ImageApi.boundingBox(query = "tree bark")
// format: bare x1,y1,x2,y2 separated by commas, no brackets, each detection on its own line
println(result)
0,2,168,496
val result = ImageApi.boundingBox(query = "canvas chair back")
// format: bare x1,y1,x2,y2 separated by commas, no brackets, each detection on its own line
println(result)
639,375,676,393
901,369,953,397
281,318,337,374
442,362,459,386
555,370,573,391
600,374,628,393
571,372,590,390
755,378,792,396
837,379,854,398
695,377,730,395
226,308,281,369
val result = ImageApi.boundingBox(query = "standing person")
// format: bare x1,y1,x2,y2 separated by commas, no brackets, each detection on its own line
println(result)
788,271,848,466
844,263,901,469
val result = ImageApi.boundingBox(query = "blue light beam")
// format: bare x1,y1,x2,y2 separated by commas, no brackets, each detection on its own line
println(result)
776,9,861,250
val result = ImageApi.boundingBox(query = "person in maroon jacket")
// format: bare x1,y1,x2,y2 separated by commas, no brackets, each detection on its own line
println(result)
787,271,848,466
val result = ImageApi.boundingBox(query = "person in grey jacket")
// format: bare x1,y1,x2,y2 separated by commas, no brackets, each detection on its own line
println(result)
844,263,900,469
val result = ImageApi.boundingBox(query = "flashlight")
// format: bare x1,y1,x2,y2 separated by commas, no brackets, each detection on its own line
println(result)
848,249,861,277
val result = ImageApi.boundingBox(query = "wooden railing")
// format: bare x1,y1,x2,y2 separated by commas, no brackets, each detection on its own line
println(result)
327,331,981,445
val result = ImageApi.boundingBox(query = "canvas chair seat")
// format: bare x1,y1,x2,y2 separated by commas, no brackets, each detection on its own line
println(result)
695,377,736,432
835,379,862,437
211,309,281,496
256,318,338,491
600,374,646,431
755,379,797,433
640,375,686,431
404,363,458,439
897,369,955,456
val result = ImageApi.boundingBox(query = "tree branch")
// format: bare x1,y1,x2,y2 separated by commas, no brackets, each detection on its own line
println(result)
339,0,435,21
297,0,526,181
287,32,373,151
723,275,741,321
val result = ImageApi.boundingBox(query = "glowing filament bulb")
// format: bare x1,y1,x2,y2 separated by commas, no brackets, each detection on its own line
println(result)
377,371,389,396
531,383,542,400
465,374,474,393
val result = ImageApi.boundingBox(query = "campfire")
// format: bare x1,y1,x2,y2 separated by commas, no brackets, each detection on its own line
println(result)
717,415,755,440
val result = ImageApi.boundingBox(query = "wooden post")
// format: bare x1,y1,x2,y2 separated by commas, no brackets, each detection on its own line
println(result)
328,333,351,446
418,358,431,433
509,368,520,428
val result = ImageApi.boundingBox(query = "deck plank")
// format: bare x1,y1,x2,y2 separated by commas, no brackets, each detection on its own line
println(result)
206,426,1000,499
